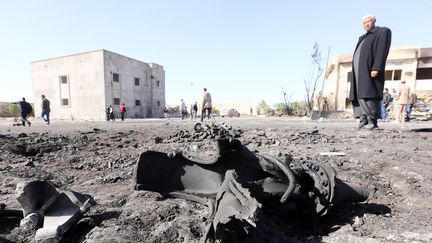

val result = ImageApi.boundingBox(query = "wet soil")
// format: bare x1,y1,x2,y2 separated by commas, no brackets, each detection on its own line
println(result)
0,117,431,242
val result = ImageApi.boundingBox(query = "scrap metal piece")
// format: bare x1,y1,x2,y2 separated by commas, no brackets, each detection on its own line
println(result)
134,137,369,242
15,180,92,243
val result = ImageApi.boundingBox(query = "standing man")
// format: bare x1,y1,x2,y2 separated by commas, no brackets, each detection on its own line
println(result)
349,14,392,130
109,105,115,121
192,102,198,119
41,95,50,125
381,88,392,121
406,92,417,122
394,80,411,124
180,99,187,120
201,88,212,122
119,103,126,121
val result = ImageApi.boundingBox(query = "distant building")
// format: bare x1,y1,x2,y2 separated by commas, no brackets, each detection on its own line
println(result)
31,49,165,120
323,47,432,111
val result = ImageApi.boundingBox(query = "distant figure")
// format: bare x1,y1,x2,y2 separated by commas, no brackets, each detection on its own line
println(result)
13,97,32,127
180,99,187,120
250,107,253,116
192,102,198,119
119,103,126,121
105,106,110,121
381,88,391,122
406,92,417,122
349,14,392,130
164,106,169,119
41,95,50,125
394,80,411,124
201,88,212,122
109,105,115,121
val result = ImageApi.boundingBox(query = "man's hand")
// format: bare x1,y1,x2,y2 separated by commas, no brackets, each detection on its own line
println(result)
371,70,379,78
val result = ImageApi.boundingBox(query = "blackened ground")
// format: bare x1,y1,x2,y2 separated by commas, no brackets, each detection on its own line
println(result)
0,117,431,242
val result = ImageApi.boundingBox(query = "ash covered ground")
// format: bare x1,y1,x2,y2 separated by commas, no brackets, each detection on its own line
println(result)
1,117,432,243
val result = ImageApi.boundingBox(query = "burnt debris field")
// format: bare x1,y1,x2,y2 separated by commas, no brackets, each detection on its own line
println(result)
1,118,431,242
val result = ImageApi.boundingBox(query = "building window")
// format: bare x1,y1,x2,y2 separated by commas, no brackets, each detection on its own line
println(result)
385,70,402,81
113,98,120,105
60,75,68,84
416,68,432,80
156,81,160,87
135,100,141,106
157,101,160,106
61,99,69,106
113,73,120,82
135,77,140,86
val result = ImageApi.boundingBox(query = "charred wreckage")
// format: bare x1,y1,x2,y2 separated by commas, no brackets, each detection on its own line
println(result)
134,123,369,242
1,123,369,242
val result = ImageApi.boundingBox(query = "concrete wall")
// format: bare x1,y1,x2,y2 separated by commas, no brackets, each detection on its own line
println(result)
103,51,165,119
149,63,165,118
32,50,106,120
32,49,165,120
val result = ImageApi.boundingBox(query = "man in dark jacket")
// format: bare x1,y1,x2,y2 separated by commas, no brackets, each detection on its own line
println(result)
41,95,51,125
349,14,391,130
13,97,32,127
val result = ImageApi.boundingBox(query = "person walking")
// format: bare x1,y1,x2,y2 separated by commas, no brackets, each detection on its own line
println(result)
13,97,32,127
180,99,187,120
41,95,51,125
109,105,115,121
381,88,391,121
106,106,110,121
394,80,411,124
201,88,212,122
193,102,198,119
164,106,170,119
406,92,417,122
119,103,126,121
349,14,392,130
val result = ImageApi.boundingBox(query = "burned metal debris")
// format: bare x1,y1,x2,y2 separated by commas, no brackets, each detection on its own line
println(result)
134,123,368,242
15,180,93,243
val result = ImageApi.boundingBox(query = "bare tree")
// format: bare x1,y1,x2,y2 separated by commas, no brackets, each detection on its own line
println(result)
304,42,323,114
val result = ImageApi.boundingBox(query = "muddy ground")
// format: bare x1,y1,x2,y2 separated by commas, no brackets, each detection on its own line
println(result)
0,117,431,243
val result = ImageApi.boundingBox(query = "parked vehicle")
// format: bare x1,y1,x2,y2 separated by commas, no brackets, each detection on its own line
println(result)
220,109,240,118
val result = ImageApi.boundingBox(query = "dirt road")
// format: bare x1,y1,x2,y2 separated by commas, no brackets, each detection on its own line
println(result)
1,117,431,242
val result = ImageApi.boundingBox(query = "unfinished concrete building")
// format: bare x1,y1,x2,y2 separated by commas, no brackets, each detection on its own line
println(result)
31,49,165,120
323,47,432,111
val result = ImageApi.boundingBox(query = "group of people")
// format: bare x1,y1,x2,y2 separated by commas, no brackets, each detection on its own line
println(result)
177,88,213,122
15,95,50,127
106,103,127,122
381,85,417,124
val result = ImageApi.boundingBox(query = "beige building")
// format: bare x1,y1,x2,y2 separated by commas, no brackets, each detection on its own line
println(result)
323,47,432,111
31,50,165,120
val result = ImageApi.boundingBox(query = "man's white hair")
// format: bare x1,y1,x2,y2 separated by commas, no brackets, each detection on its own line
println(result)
363,14,376,22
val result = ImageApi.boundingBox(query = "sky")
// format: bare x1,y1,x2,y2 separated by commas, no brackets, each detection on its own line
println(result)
1,0,431,107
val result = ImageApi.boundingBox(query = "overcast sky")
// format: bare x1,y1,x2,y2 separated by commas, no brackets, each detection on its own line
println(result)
1,0,431,106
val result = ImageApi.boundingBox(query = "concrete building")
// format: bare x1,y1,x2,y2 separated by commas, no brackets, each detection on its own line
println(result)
323,47,432,111
31,49,165,120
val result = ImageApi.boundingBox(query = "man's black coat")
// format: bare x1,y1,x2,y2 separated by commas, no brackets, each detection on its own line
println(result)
349,26,392,101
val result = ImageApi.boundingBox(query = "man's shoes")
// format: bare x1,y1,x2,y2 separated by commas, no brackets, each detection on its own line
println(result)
357,123,367,130
362,124,378,130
